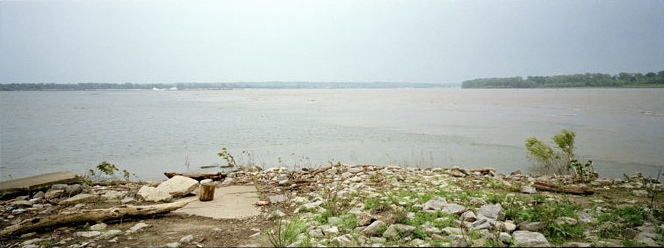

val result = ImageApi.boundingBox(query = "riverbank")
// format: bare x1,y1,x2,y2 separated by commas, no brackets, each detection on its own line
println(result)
1,164,663,247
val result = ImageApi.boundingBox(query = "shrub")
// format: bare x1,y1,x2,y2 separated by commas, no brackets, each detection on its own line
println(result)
525,129,596,181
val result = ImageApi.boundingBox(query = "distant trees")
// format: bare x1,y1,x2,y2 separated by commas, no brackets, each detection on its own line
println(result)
462,70,664,88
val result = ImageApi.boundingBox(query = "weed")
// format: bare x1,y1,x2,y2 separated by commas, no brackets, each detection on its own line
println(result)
622,239,638,247
525,129,595,181
218,147,237,168
412,226,428,240
267,217,306,247
612,206,647,227
96,161,119,176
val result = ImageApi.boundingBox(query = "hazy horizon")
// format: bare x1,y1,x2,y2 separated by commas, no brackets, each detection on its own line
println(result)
2,0,663,84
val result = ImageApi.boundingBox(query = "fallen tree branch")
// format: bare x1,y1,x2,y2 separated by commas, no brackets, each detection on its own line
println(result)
164,172,225,181
532,181,595,195
1,198,197,236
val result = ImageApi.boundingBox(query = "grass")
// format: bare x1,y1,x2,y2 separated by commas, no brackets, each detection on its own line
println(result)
266,216,307,247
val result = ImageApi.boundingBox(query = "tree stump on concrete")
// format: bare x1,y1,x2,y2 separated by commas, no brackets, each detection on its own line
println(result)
199,182,215,201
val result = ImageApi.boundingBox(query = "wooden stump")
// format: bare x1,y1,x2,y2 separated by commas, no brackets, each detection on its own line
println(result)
199,182,216,201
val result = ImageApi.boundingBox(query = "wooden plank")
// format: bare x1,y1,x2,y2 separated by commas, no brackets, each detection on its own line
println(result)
0,172,81,196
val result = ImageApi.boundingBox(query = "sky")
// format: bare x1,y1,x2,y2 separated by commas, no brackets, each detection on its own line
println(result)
1,0,663,84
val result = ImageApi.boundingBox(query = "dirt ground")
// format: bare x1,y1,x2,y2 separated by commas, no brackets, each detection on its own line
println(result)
1,203,277,248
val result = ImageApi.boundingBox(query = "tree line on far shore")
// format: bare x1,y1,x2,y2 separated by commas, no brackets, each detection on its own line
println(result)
461,71,664,88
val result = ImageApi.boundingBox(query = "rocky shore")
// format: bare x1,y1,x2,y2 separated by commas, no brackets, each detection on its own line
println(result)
1,163,663,247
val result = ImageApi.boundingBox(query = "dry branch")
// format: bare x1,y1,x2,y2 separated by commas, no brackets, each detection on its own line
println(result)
1,198,196,236
532,181,595,195
164,172,225,181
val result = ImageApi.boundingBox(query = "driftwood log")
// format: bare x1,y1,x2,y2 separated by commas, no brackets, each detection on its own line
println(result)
164,172,225,181
532,181,595,195
0,198,196,237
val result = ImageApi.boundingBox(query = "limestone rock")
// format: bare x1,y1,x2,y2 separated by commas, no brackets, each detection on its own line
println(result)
76,231,102,238
45,189,65,199
517,221,547,231
521,186,537,194
156,176,199,197
90,223,107,231
362,220,387,236
555,217,578,225
137,186,172,202
179,234,194,243
562,242,592,247
422,196,447,212
268,194,288,203
59,194,99,205
126,222,150,234
383,224,415,240
330,234,357,247
499,221,517,233
512,231,550,247
10,200,32,208
499,232,511,244
308,229,324,238
323,226,339,236
441,203,467,215
478,203,503,220
461,211,477,222
101,230,123,239
103,190,125,202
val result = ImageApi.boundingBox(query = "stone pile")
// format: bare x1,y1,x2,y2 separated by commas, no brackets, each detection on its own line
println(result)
223,163,663,247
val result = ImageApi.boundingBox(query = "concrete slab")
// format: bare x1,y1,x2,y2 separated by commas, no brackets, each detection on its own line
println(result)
173,185,261,219
0,172,81,196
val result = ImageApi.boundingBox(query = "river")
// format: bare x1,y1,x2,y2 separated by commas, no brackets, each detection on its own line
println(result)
1,88,662,181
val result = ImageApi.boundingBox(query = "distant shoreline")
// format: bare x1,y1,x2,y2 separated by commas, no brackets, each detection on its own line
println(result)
0,82,458,91
462,71,664,88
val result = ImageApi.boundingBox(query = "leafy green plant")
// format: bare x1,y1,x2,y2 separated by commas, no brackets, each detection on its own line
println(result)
267,217,306,247
96,161,119,176
217,147,237,168
612,206,647,227
83,161,136,185
525,129,596,181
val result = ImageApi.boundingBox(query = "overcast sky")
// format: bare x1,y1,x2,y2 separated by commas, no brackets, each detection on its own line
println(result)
1,0,663,84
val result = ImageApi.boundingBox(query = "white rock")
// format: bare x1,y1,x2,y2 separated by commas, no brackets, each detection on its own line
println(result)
362,220,387,236
441,203,466,215
137,186,172,202
45,189,65,199
90,223,107,231
555,217,578,225
330,234,356,246
59,194,99,205
126,222,150,234
461,211,477,222
442,227,462,235
512,231,551,247
324,226,339,236
500,221,517,232
165,242,181,248
76,231,102,238
308,229,324,238
179,234,194,243
157,176,199,197
499,232,511,244
102,230,123,239
422,196,447,212
104,191,125,202
478,203,503,220
521,186,537,194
